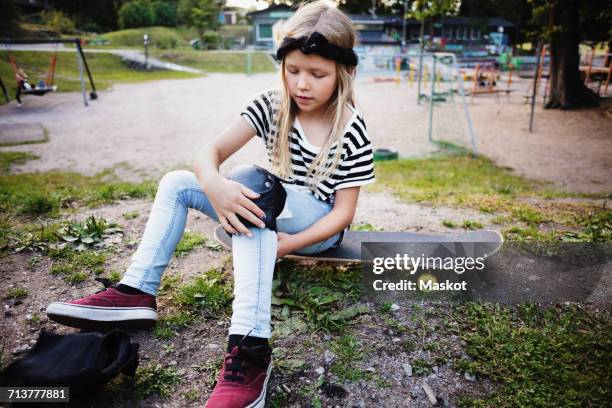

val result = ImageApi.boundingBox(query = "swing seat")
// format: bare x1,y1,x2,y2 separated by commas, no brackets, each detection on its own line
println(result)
21,85,57,96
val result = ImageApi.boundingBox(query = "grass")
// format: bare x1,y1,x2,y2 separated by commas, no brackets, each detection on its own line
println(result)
174,231,206,256
0,50,200,104
328,334,371,383
102,27,187,49
135,363,184,398
454,302,612,407
154,310,194,339
0,152,156,220
272,261,369,334
153,50,276,73
0,152,40,174
174,268,233,317
48,247,106,284
373,151,611,242
3,287,28,300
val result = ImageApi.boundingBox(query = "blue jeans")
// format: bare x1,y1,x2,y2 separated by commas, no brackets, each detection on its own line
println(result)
120,170,342,338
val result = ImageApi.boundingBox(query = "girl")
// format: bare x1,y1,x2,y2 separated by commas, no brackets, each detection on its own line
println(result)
46,2,374,407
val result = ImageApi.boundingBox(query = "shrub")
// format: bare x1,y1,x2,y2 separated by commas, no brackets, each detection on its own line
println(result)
41,10,76,34
118,0,155,29
152,1,178,27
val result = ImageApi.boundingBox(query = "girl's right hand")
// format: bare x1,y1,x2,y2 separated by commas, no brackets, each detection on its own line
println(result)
205,177,266,237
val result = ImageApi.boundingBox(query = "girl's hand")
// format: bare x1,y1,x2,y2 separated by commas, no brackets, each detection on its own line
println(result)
204,177,266,236
277,232,296,258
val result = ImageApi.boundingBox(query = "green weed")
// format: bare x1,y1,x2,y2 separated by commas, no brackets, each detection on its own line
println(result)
174,269,232,317
57,215,123,249
135,363,184,398
0,151,39,174
122,210,139,220
350,222,381,231
175,231,206,256
442,219,456,228
154,311,194,339
462,220,483,230
49,247,106,283
411,358,433,376
329,335,368,382
3,287,28,300
273,261,369,333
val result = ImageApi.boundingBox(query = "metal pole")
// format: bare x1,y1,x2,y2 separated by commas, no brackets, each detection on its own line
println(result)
75,39,97,99
76,44,88,107
417,17,425,104
0,76,9,103
428,54,436,143
246,51,252,76
401,0,407,47
529,42,542,132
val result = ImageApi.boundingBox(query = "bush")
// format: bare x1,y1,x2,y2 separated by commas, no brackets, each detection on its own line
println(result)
152,1,178,27
118,0,155,29
41,10,76,34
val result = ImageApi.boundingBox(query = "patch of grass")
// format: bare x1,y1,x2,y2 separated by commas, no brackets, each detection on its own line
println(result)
49,247,106,283
56,215,123,250
3,287,28,300
273,261,369,333
411,358,433,376
0,160,156,219
174,268,232,317
442,219,456,228
462,220,483,230
154,311,194,339
350,222,382,231
122,210,139,220
135,363,184,398
0,152,40,175
103,26,186,49
175,231,206,256
454,302,612,407
329,335,368,382
154,50,276,73
372,152,611,242
106,270,122,284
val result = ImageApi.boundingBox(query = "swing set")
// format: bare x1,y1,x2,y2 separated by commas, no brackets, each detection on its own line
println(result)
0,38,97,107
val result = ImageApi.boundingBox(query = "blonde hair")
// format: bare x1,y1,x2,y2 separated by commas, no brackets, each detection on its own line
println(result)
273,0,357,190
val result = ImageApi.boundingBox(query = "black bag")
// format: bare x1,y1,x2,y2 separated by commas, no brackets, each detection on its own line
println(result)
1,329,139,395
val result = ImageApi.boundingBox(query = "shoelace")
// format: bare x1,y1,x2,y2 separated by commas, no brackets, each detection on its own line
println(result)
223,345,271,382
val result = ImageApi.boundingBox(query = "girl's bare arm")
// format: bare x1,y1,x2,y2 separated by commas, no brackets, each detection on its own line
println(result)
193,118,266,236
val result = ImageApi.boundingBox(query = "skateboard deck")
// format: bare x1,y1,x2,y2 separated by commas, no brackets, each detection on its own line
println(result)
214,226,503,263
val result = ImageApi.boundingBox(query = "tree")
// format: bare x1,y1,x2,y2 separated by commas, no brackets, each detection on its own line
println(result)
530,0,610,109
178,0,220,48
118,0,155,29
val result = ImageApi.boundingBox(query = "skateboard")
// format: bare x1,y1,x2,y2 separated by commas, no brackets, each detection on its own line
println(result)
213,226,504,263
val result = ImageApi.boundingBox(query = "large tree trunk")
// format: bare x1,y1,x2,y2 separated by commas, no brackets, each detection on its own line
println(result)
544,0,600,109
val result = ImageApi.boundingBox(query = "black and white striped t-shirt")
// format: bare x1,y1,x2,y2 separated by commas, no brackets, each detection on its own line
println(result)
240,89,375,205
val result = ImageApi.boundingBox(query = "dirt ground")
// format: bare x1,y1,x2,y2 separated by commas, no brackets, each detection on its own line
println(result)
1,72,610,407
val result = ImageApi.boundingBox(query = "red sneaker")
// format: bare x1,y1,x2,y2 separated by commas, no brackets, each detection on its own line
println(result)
46,285,157,331
205,345,272,408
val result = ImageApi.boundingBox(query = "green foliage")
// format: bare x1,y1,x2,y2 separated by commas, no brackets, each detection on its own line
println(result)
154,311,194,339
41,10,76,34
0,152,39,175
154,50,276,73
122,210,139,220
49,247,106,284
135,363,184,398
329,335,369,382
411,358,433,376
561,210,611,243
350,222,381,231
56,215,123,250
175,231,206,256
455,302,612,407
118,1,155,29
174,269,232,317
3,287,28,300
152,1,178,27
442,219,456,228
178,0,220,40
273,261,369,334
461,220,483,230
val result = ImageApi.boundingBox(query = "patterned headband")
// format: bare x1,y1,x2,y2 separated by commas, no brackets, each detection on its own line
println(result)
276,32,358,67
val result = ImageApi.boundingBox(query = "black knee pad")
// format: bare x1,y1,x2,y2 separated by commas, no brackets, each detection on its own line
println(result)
227,165,288,232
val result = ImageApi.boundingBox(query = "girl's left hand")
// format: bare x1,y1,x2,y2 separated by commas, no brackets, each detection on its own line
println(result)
277,232,296,259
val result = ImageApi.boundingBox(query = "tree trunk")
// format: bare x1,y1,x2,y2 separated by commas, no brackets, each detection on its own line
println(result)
544,0,599,109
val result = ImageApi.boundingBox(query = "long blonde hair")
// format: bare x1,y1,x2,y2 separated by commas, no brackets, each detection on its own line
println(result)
273,1,357,190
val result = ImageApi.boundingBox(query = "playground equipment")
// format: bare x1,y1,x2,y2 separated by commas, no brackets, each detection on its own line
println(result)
580,46,611,96
418,52,477,152
0,38,97,107
466,62,514,100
